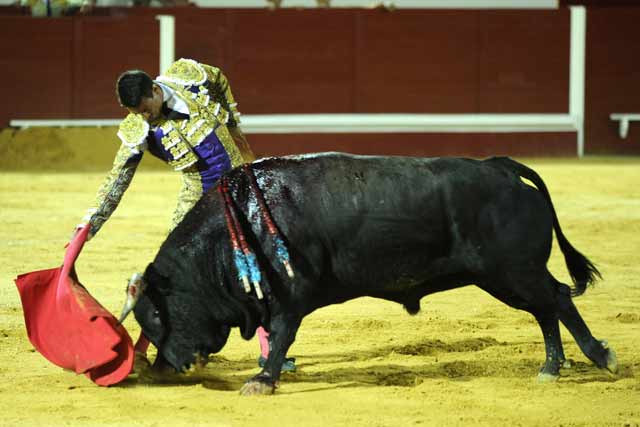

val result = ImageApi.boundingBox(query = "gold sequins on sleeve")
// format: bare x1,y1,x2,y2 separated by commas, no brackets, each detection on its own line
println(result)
80,142,143,239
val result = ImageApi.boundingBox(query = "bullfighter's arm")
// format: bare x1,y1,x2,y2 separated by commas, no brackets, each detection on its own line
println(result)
77,113,149,239
200,64,241,128
229,126,256,162
78,143,143,239
200,63,255,162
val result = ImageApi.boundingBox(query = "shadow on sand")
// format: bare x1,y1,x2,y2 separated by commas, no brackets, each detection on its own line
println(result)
120,336,633,392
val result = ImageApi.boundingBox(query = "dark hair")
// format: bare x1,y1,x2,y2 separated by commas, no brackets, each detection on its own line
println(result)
116,70,154,108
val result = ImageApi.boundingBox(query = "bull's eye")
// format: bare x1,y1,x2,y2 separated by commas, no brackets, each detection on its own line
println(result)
150,309,162,328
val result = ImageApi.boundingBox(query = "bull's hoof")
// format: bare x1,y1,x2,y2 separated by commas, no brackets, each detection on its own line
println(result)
601,341,618,374
131,352,151,375
537,359,561,383
138,357,184,383
240,379,276,396
183,353,209,376
561,359,574,369
537,372,560,383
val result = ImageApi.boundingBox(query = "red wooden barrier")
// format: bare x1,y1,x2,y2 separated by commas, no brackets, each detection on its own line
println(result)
71,15,159,118
585,7,640,155
1,7,638,155
0,17,74,121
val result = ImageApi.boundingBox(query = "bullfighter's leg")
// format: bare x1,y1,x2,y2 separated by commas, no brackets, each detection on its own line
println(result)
131,333,151,374
554,282,617,374
257,327,270,359
256,327,296,372
240,315,302,396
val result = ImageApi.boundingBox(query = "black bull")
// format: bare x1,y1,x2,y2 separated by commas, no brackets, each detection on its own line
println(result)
131,153,617,394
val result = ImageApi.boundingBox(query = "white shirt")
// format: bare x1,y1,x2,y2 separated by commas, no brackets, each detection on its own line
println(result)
155,81,190,116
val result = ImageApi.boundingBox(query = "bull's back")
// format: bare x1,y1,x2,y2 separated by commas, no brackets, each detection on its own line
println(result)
252,154,513,291
254,153,453,238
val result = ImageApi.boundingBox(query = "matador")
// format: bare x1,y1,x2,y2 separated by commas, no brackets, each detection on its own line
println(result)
79,58,255,239
76,58,295,374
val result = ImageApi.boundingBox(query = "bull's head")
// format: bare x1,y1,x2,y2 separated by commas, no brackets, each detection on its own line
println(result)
118,272,146,324
119,264,231,372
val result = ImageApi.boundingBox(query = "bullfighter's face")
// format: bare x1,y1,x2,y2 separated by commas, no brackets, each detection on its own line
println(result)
133,280,231,372
127,84,164,125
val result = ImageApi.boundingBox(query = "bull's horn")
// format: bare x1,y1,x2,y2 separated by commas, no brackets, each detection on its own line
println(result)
118,272,147,324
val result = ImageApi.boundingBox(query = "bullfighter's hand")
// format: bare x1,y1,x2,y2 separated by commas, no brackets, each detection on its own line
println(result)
66,225,92,248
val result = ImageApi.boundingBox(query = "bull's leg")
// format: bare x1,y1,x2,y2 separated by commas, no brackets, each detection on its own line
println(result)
479,273,568,381
533,313,566,382
555,283,617,373
240,314,301,396
137,352,183,383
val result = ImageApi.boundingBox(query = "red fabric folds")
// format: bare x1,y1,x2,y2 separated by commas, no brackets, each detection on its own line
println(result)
14,226,134,386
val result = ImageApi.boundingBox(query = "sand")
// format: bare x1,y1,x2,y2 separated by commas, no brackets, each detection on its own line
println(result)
0,135,638,426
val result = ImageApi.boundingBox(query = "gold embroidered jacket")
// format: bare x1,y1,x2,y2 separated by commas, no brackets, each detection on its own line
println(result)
79,58,253,239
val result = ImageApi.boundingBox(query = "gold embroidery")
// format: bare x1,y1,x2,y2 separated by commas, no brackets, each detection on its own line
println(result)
195,86,210,107
160,126,198,171
170,166,204,231
200,63,240,126
172,154,199,171
215,125,244,168
87,144,141,236
117,113,149,153
157,58,207,87
153,60,246,171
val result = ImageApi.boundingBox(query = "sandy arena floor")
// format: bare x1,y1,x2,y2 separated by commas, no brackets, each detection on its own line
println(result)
0,147,639,426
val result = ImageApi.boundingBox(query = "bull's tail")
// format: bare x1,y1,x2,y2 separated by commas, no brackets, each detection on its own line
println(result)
487,157,601,296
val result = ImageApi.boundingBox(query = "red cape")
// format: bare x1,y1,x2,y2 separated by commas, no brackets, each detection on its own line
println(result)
14,226,134,386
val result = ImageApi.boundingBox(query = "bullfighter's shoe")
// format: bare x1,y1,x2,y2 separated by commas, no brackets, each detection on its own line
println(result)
258,356,297,372
132,351,151,375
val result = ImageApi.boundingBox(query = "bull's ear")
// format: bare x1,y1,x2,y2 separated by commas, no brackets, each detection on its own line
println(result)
144,263,171,294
